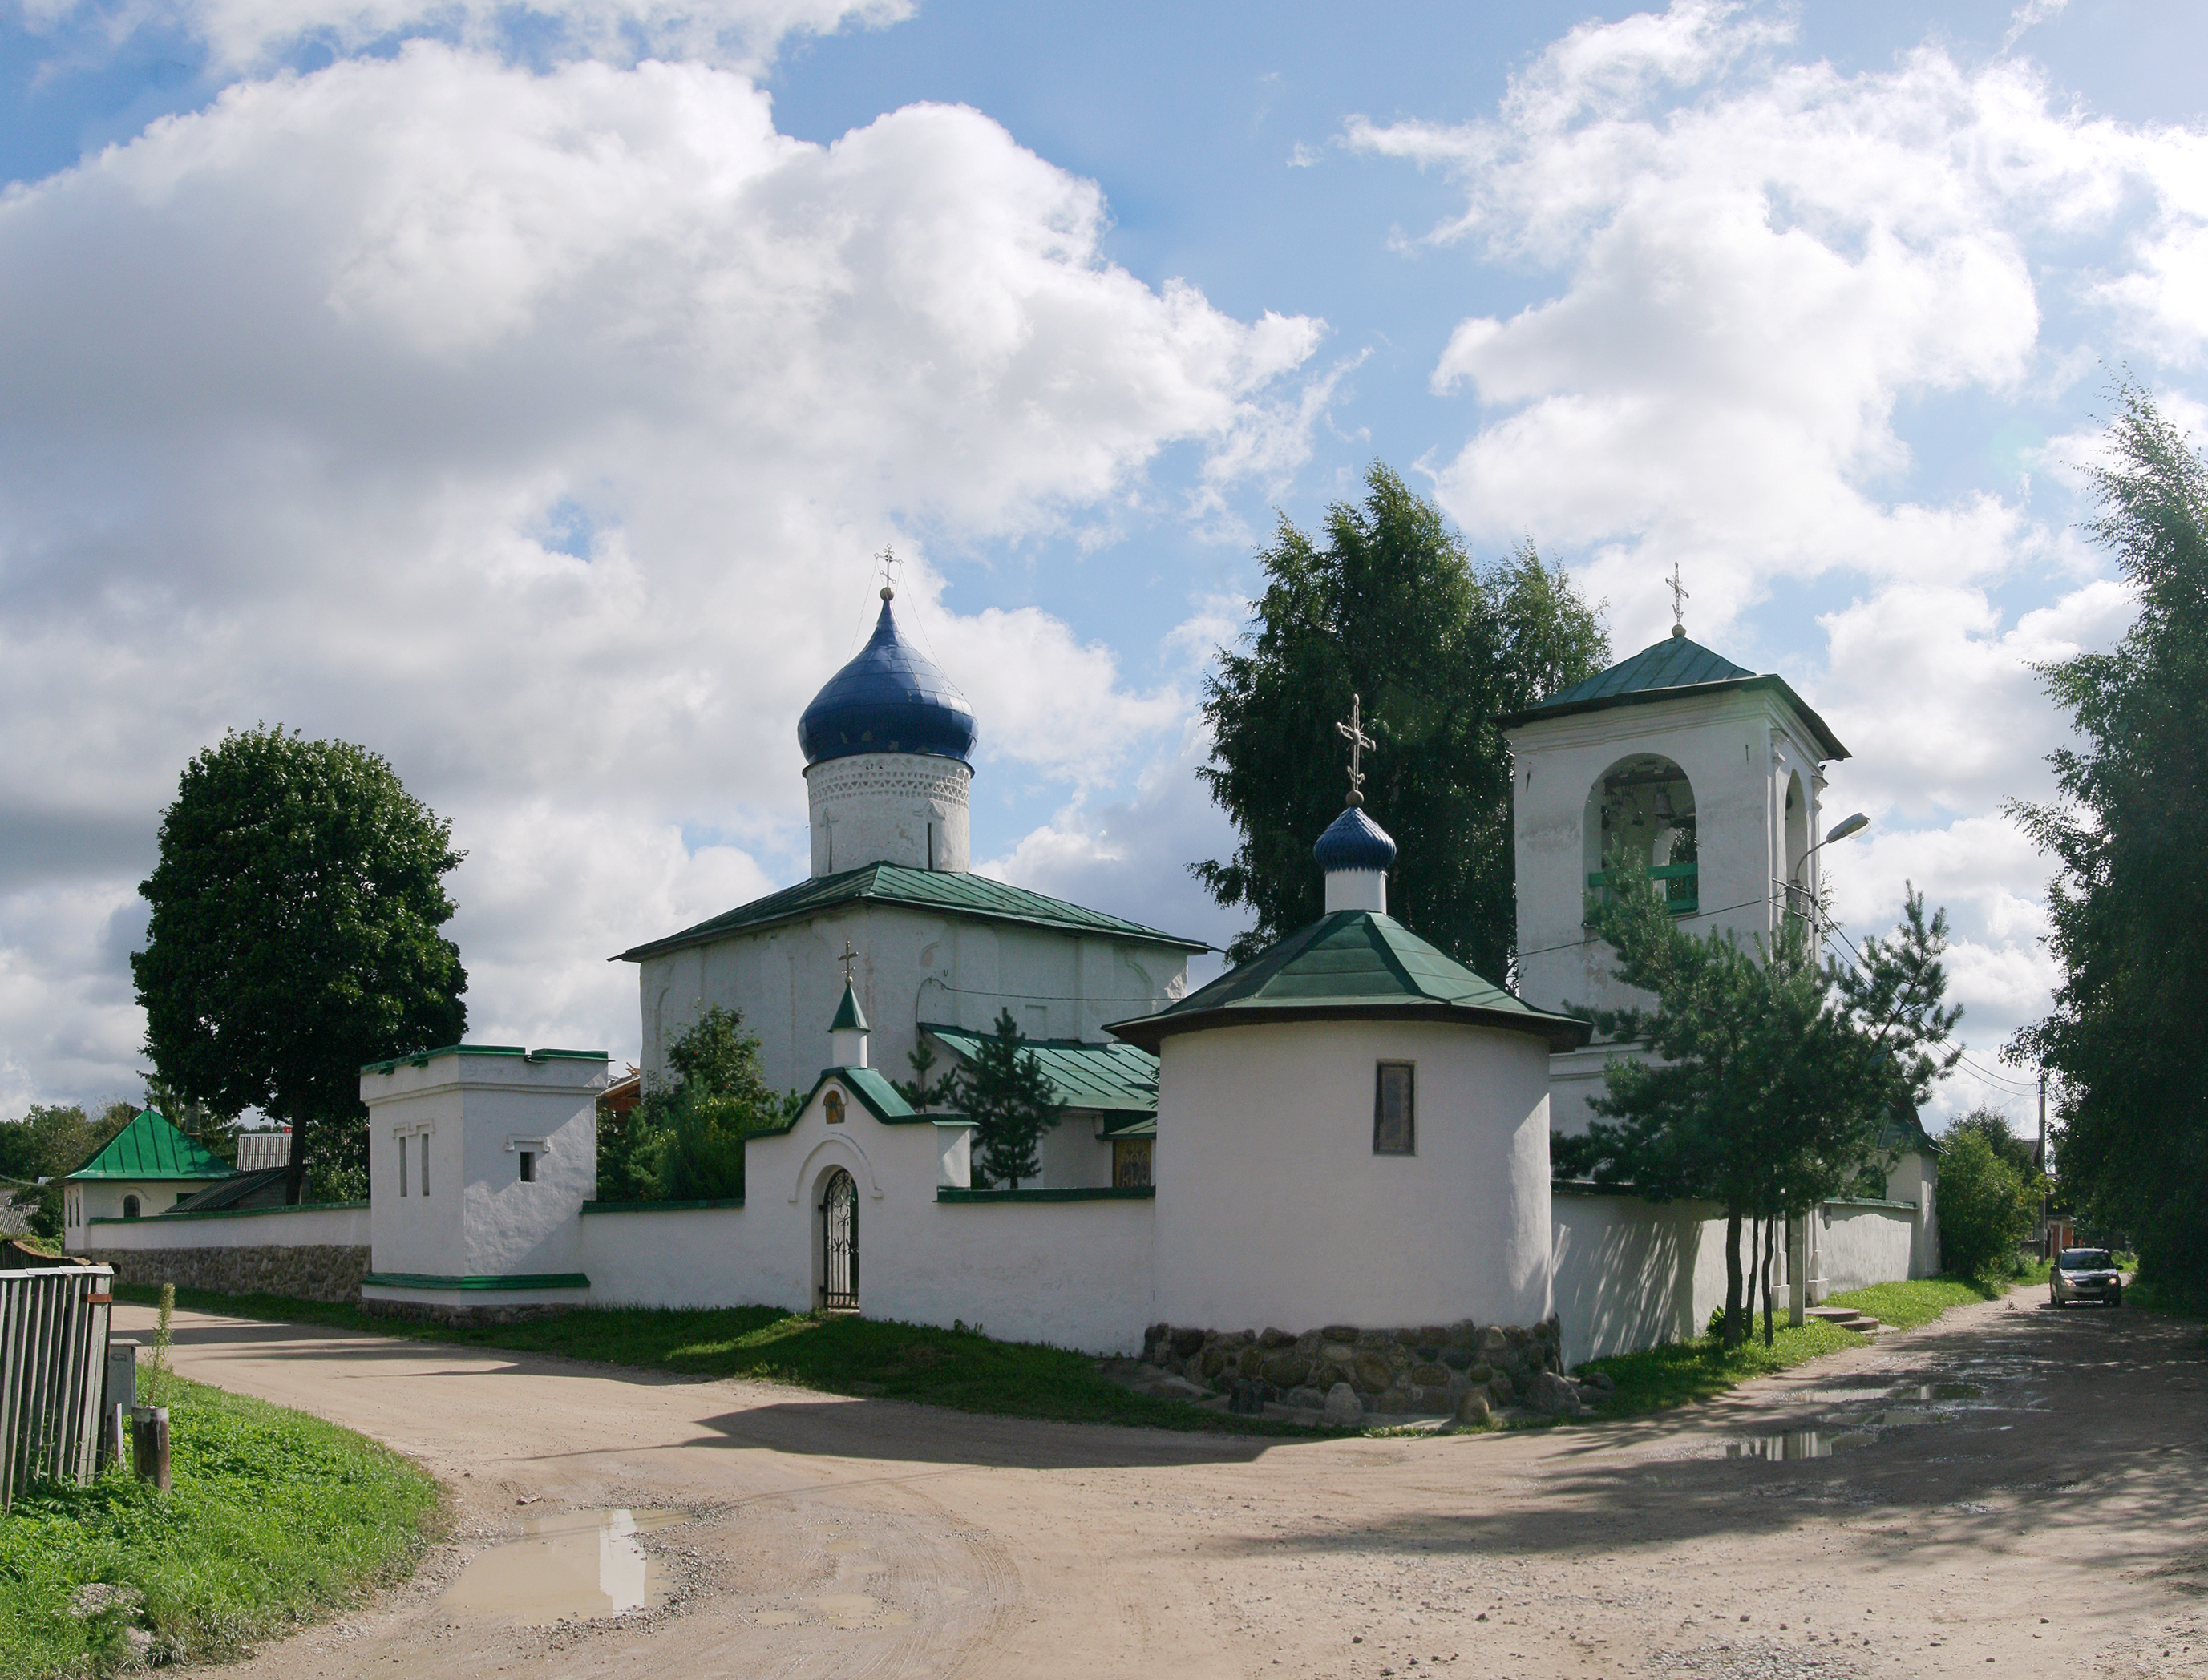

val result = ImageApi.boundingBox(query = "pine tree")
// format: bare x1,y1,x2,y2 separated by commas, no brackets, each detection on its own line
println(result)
956,1011,1062,1189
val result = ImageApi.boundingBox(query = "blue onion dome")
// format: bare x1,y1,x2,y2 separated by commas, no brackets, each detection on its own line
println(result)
1314,805,1397,872
798,592,978,766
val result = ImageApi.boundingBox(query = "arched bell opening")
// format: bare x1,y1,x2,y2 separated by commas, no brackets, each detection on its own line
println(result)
1583,754,1699,920
1782,772,1811,923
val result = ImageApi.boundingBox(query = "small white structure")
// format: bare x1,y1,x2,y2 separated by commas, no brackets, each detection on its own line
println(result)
1114,802,1585,1337
358,1044,609,1316
61,1110,233,1249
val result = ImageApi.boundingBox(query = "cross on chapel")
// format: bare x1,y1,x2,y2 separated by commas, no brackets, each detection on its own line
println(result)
1337,694,1374,808
838,939,859,987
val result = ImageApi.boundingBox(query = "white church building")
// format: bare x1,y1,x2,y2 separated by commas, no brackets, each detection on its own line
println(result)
79,586,1939,1393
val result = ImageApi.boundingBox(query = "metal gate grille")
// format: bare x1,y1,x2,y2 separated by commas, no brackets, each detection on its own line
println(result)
820,1170,858,1310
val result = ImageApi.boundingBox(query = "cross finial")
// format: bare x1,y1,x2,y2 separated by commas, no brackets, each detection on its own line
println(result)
1336,693,1375,809
838,939,859,987
876,546,899,602
1668,561,1689,638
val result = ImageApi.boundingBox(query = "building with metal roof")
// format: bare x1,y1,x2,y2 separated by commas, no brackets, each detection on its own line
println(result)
59,1109,234,1242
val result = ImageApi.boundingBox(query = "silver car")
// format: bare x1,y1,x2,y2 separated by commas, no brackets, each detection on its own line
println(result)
2051,1247,2124,1307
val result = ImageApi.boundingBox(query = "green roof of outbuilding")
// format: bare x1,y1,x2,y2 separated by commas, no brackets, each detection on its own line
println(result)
613,862,1209,963
920,1023,1159,1114
790,1065,919,1126
1106,911,1591,1053
1504,632,1849,761
64,1111,235,1181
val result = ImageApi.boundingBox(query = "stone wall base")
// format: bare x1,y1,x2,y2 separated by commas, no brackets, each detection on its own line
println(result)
357,1296,576,1327
1141,1316,1566,1416
88,1246,370,1304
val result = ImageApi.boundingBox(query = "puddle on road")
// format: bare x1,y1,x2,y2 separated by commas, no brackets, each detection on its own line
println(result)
1901,1383,1984,1402
441,1508,683,1623
1722,1429,1873,1460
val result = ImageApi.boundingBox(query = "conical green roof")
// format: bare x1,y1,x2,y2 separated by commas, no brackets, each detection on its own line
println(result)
830,980,869,1033
64,1111,234,1181
1106,911,1589,1053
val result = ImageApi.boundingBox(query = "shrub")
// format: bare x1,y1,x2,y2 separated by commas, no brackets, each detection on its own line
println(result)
1938,1128,2035,1280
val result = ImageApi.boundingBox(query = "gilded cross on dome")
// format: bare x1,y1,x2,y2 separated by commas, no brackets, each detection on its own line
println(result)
876,546,900,601
838,939,859,987
1668,561,1690,636
1336,693,1374,809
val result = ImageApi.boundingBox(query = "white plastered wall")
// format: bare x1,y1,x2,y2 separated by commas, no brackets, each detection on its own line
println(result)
1551,1190,1735,1367
63,1179,220,1246
805,752,972,876
1507,686,1833,1137
1816,1203,1919,1294
1151,1018,1554,1334
636,906,1190,1111
579,1076,1154,1352
360,1049,606,1282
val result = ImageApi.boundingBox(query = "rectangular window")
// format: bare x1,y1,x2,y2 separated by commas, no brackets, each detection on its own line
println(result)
1112,1137,1153,1188
1373,1061,1415,1155
518,1149,536,1184
419,1134,431,1199
398,1135,408,1197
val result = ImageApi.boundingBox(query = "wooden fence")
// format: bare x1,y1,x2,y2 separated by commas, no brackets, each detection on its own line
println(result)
1,1264,115,1509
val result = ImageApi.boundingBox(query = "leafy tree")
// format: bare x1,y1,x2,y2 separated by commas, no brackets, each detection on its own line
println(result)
1195,464,1607,971
1559,850,1960,1346
2011,384,2208,1310
1936,1129,2036,1282
1946,1105,2038,1181
596,1006,787,1203
132,726,467,1201
956,1010,1062,1189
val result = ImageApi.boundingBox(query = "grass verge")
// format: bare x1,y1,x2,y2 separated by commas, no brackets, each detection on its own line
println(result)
0,1375,439,1680
1577,1270,2028,1418
115,1286,1322,1439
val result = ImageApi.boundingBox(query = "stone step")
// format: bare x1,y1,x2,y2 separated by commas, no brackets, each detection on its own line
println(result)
1806,1306,1884,1333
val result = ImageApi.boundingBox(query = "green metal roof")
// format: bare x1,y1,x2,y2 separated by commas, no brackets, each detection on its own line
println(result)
790,1064,920,1127
64,1111,235,1182
613,862,1210,963
830,981,869,1033
359,1044,609,1076
1106,911,1591,1053
920,1023,1159,1114
1505,632,1849,761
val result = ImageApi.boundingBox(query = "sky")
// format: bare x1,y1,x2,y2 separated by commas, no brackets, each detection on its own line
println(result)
5,0,2204,1135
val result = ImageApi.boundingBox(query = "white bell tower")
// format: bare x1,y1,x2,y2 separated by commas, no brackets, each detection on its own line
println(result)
1502,589,1850,1137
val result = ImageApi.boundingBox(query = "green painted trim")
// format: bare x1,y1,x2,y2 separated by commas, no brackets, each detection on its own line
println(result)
361,1271,590,1291
1825,1197,1921,1211
87,1200,367,1225
579,1197,745,1214
361,1044,609,1076
935,1185,1155,1203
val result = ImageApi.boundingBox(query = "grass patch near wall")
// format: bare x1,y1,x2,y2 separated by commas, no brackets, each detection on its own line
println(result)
0,1375,438,1680
114,1286,1321,1439
1576,1318,1866,1416
1826,1274,2011,1331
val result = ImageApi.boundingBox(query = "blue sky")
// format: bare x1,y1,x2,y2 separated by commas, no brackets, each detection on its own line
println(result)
4,0,2203,1129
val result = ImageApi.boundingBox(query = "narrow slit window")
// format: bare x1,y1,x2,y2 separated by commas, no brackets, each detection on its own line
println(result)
398,1135,408,1197
419,1134,431,1198
1373,1061,1415,1155
518,1149,536,1184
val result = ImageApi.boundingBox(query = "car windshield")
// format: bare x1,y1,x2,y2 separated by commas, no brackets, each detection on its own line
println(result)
2060,1250,2113,1270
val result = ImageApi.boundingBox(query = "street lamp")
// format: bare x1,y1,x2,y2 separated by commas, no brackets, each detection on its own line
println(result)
1798,812,1870,940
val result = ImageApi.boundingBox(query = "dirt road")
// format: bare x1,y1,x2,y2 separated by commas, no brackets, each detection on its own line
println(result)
123,1288,2206,1680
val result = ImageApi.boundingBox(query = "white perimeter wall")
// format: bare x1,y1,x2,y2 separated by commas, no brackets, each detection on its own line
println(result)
1817,1203,1919,1294
580,1076,1155,1353
1152,1019,1554,1335
83,1203,370,1251
1552,1191,1733,1367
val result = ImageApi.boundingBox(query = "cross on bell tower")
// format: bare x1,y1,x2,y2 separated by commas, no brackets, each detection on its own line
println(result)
1668,562,1690,640
1336,694,1374,809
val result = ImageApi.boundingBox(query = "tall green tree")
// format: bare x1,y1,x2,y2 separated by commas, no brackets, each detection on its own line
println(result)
957,1010,1062,1189
0,1101,137,1237
596,1006,790,1204
1559,852,1960,1346
2012,384,2208,1308
1195,464,1608,971
1945,1105,2039,1181
1935,1129,2036,1282
132,726,467,1201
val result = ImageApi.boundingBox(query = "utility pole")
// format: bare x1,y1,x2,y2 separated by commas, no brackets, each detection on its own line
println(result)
2037,1068,2049,1258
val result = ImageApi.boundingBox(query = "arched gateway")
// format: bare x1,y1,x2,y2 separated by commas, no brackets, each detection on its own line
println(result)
820,1168,858,1310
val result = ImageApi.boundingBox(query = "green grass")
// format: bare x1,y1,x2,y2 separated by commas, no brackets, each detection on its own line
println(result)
0,1375,439,1680
1577,1270,2032,1418
114,1285,1324,1438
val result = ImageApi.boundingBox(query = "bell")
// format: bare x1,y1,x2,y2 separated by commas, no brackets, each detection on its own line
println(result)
1653,783,1674,821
